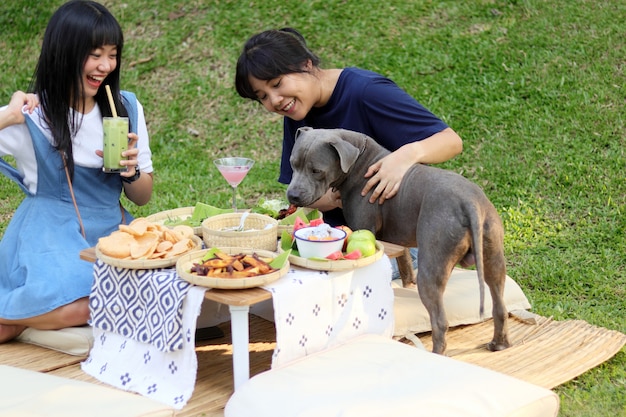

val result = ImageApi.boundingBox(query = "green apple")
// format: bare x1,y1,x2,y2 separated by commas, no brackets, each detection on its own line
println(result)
346,238,377,258
347,229,376,245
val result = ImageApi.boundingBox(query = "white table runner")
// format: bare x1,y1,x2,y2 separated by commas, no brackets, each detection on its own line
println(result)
82,256,394,409
264,257,394,368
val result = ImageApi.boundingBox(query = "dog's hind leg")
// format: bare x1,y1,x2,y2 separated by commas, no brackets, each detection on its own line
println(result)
482,221,511,351
415,251,454,354
484,260,510,351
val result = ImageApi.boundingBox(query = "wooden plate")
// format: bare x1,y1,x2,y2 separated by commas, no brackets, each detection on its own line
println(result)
285,241,384,271
176,247,289,289
145,207,201,236
95,235,203,269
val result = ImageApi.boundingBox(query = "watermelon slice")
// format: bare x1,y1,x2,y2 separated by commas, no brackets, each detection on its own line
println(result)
343,249,362,260
309,218,324,227
292,216,308,235
325,251,344,260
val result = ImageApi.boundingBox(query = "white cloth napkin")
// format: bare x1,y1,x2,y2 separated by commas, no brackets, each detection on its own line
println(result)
82,277,206,410
263,256,394,368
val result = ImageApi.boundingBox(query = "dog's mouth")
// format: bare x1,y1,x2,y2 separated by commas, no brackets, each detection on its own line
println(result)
286,190,319,208
289,197,317,208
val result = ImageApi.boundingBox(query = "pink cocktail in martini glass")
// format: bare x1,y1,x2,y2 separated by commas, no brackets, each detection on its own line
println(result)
214,157,255,211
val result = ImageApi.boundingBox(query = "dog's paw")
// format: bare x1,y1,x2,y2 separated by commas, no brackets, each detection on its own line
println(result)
487,339,511,352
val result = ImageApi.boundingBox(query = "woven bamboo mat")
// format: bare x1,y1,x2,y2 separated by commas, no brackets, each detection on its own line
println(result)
0,339,84,372
410,314,626,389
43,318,275,417
2,314,624,416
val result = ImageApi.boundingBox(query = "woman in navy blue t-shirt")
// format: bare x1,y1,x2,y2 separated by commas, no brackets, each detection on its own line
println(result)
235,28,462,280
235,28,462,227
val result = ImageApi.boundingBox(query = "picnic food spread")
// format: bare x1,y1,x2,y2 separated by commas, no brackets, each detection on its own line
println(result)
97,202,384,276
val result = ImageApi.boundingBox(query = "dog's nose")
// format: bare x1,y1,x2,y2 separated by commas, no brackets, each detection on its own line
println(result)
286,189,303,206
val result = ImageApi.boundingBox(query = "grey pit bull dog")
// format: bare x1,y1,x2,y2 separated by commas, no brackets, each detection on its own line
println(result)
287,127,510,354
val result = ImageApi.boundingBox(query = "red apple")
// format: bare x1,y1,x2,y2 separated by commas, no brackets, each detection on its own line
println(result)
335,225,352,251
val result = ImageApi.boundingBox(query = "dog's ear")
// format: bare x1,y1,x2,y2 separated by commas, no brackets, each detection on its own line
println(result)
329,137,359,173
295,126,312,140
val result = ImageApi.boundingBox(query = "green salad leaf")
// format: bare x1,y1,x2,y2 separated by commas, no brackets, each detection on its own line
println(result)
270,249,291,269
252,198,289,218
163,203,232,227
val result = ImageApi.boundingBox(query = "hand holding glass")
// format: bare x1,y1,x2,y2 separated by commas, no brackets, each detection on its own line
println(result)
214,157,255,211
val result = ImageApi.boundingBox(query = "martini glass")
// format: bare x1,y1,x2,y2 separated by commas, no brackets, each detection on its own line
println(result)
214,157,255,211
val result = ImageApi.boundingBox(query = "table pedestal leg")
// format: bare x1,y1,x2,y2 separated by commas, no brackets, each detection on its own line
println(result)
229,305,250,390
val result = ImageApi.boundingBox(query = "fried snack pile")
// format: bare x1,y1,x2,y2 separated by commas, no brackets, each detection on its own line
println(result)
190,250,277,278
98,218,197,260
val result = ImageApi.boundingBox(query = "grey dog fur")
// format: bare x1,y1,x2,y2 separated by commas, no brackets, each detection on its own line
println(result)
286,127,510,354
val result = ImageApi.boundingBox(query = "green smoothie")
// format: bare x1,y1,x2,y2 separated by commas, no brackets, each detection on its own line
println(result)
102,117,129,173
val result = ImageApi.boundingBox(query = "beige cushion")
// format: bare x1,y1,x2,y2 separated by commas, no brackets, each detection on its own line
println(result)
225,334,559,417
0,365,174,417
393,268,531,337
16,326,94,356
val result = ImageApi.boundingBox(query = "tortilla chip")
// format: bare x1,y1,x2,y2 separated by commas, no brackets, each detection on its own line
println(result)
173,224,194,239
129,231,160,259
169,238,193,256
162,228,180,244
156,240,174,253
98,231,135,258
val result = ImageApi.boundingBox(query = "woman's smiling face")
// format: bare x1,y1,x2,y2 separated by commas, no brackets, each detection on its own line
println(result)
249,72,318,121
80,44,118,109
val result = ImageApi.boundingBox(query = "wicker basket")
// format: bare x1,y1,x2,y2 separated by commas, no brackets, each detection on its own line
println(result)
202,212,278,251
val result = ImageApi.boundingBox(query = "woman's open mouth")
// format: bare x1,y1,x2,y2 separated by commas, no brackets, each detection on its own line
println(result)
86,75,105,89
281,99,295,113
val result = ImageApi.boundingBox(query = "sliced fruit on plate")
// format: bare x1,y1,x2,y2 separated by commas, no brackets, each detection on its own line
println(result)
343,249,362,260
292,216,308,234
325,251,344,260
279,207,322,226
309,217,324,227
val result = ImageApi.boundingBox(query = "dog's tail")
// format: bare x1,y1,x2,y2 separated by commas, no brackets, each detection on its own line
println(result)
468,210,486,319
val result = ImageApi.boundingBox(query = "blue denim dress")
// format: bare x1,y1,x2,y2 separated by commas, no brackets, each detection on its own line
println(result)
0,92,138,319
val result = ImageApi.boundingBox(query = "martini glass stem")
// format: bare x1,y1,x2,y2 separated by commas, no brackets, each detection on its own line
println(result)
231,186,237,211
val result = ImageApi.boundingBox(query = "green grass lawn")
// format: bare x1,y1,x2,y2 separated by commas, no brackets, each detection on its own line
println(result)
1,1,624,415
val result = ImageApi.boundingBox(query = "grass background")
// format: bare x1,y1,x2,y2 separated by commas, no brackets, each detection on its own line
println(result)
1,1,624,415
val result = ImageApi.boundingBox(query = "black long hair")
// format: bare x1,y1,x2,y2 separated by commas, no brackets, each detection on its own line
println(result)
235,28,321,101
29,0,127,178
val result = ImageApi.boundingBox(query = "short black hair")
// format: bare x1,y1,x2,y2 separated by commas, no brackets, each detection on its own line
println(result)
235,28,320,100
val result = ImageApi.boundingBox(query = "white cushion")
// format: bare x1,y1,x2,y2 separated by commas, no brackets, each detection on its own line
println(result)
16,326,94,356
225,334,559,417
0,365,174,417
393,268,531,337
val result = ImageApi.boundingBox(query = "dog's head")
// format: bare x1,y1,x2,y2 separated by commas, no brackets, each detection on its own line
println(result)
286,127,360,207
